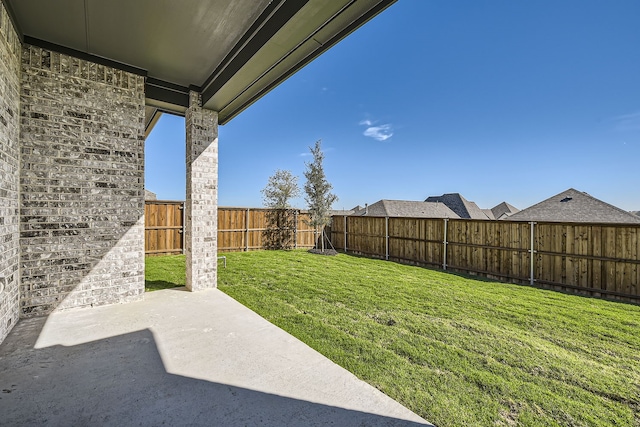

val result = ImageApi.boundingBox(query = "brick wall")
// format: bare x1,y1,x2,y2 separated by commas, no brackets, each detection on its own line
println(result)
0,3,21,343
185,92,218,291
19,45,146,316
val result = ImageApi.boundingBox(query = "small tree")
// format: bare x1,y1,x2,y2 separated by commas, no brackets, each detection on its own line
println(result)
261,170,300,249
303,140,337,251
261,169,300,209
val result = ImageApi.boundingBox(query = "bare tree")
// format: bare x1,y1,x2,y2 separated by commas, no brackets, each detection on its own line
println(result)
261,169,300,250
303,140,337,251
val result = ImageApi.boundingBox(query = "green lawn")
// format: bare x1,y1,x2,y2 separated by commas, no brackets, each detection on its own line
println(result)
145,255,186,291
146,251,640,427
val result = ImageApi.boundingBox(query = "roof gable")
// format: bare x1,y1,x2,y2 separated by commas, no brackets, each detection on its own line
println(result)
482,209,496,220
492,201,519,219
508,188,640,224
425,193,490,220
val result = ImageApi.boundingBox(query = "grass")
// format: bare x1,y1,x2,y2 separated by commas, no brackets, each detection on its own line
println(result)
145,255,186,291
146,251,640,427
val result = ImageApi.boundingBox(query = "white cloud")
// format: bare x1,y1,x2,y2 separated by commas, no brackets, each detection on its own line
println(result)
358,118,394,141
613,111,640,131
363,124,393,141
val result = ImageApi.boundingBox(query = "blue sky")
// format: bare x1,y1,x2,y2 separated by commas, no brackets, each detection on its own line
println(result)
145,0,640,212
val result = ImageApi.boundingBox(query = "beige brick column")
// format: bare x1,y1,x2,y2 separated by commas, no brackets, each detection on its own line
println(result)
185,91,218,291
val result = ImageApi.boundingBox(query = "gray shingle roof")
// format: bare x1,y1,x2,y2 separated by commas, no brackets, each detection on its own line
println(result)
507,188,640,224
330,209,355,216
492,202,519,220
424,193,490,220
482,209,495,219
352,200,460,218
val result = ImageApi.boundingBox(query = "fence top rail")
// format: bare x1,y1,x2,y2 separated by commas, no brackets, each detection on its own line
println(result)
144,206,640,229
330,215,640,229
145,203,311,212
219,206,310,213
146,200,185,204
335,215,488,221
520,220,640,228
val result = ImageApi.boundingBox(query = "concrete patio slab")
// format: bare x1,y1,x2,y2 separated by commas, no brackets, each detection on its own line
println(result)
0,288,432,426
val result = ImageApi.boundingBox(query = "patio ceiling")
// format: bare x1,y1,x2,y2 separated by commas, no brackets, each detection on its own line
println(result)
3,0,396,130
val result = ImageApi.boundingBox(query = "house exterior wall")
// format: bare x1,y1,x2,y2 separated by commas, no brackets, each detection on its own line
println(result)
0,3,22,343
19,44,146,316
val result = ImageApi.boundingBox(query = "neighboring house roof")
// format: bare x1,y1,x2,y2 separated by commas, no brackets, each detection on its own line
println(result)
482,209,496,220
330,209,356,216
631,211,640,217
145,189,157,201
507,188,640,224
330,205,364,216
424,193,490,220
352,200,460,218
492,202,520,220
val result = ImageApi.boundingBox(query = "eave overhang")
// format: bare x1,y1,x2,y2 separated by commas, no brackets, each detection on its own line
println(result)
3,0,396,130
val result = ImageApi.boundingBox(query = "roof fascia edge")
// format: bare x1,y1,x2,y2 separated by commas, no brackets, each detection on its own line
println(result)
201,0,310,104
145,77,191,109
217,0,397,125
144,108,162,138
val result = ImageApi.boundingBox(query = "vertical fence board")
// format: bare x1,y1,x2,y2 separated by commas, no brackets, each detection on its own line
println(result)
591,225,603,292
330,216,345,251
629,228,640,295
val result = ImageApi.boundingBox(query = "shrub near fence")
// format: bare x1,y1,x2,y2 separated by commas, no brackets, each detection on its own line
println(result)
330,215,640,303
145,202,317,256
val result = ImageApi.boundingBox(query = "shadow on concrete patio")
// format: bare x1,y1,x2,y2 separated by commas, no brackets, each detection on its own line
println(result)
0,289,432,426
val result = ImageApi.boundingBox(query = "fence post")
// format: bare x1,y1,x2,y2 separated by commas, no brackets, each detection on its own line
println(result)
180,202,185,254
344,215,347,253
443,218,449,270
529,221,536,286
245,208,250,252
294,210,298,249
385,216,389,261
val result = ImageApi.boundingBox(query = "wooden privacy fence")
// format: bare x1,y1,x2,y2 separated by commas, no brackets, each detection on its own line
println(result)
330,216,640,303
218,207,316,252
145,202,317,255
145,201,184,256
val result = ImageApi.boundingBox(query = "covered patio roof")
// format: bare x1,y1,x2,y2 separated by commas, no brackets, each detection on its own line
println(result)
3,0,396,131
